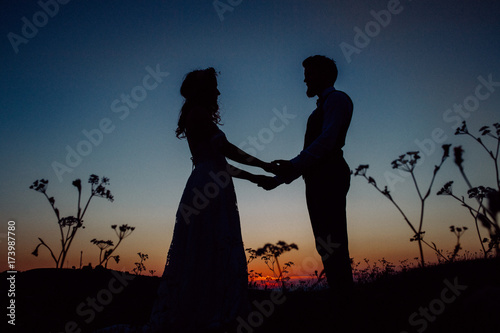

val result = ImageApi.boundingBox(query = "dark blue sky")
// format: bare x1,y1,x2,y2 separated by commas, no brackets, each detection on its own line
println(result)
1,0,499,272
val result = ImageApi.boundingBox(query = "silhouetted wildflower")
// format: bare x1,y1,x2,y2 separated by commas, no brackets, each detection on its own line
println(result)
448,225,468,261
410,231,425,242
72,179,82,192
89,174,99,185
494,123,500,136
132,252,149,275
442,144,451,158
93,224,135,268
479,126,491,136
31,244,41,257
468,186,495,199
437,181,454,196
455,121,468,135
247,241,298,291
59,216,79,227
353,164,369,176
29,174,115,268
442,120,500,258
454,146,464,167
381,186,391,199
355,144,451,267
29,179,48,193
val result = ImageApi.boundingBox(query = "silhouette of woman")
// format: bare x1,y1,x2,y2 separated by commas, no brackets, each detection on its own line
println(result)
94,68,273,333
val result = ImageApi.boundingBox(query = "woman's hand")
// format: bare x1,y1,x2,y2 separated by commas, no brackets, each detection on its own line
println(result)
251,175,280,191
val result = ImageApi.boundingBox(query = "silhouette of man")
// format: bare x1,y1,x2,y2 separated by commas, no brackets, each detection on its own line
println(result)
261,55,354,320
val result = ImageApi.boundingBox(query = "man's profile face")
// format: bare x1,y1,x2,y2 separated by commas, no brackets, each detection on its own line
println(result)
303,67,322,98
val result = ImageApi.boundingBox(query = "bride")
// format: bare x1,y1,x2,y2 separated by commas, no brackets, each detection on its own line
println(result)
94,67,274,333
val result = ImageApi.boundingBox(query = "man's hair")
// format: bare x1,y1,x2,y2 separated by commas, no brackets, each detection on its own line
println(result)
302,55,338,86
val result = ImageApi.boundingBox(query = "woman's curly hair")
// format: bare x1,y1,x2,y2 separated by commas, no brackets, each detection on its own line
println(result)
175,67,222,138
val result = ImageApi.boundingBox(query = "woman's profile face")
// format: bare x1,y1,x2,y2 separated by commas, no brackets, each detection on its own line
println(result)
207,77,220,107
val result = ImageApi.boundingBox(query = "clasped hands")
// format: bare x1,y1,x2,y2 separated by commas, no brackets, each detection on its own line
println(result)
252,160,295,191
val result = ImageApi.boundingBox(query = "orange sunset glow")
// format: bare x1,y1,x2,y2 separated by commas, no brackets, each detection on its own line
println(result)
2,1,499,332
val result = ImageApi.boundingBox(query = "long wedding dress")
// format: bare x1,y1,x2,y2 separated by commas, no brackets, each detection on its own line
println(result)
94,111,249,333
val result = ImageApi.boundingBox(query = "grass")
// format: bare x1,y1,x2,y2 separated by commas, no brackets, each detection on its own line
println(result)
3,257,499,333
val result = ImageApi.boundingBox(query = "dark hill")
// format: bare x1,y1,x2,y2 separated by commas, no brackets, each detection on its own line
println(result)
2,258,499,333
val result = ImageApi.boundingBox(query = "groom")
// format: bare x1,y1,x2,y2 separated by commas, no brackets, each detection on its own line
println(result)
262,55,354,315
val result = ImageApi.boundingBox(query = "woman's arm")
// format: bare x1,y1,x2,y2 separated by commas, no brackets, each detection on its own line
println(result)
226,164,267,182
221,140,275,172
228,164,281,189
227,164,258,182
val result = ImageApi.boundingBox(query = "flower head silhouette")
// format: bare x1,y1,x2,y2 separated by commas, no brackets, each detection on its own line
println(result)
29,174,115,268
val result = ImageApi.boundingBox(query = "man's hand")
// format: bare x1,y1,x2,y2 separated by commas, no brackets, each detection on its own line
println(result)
270,159,294,177
253,175,280,191
262,162,279,175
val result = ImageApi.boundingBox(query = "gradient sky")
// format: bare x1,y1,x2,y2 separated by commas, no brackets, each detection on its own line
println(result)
1,0,499,277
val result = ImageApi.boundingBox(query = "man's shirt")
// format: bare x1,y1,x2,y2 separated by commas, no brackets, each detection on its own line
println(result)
278,86,353,184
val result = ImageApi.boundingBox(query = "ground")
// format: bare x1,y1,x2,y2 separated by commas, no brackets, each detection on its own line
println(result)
2,258,499,333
